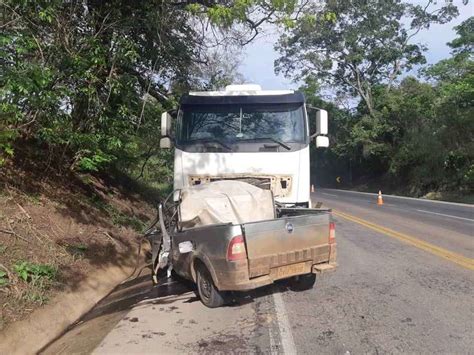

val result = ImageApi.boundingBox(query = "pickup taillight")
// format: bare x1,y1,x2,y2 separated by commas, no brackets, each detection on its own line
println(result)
227,235,247,261
329,222,336,244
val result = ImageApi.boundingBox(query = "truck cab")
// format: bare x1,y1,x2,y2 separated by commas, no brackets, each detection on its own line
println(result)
160,84,329,207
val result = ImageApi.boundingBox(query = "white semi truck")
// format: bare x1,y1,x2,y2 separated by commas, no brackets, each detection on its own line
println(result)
149,84,335,306
159,84,329,207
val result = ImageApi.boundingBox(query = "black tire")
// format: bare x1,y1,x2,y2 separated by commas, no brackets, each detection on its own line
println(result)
290,273,316,291
196,265,226,308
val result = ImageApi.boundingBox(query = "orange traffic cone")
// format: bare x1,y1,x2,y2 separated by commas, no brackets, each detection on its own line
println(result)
311,184,315,193
377,190,384,205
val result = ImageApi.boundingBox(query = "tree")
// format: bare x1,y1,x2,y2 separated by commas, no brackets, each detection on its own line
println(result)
447,15,473,55
422,17,474,191
0,0,300,171
196,49,245,90
275,0,460,117
300,80,355,186
303,16,473,195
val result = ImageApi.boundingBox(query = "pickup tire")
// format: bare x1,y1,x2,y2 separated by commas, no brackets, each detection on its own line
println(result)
290,273,316,291
196,265,226,308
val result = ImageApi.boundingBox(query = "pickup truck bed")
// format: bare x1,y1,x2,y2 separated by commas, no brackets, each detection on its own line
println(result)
168,207,336,306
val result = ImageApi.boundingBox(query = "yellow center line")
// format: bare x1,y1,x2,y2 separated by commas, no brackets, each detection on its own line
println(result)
333,210,474,271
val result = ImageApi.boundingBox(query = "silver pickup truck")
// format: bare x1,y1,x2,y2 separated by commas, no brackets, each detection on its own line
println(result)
148,188,337,308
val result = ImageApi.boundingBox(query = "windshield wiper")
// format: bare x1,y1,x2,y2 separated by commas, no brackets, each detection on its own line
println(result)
189,138,232,151
239,137,291,151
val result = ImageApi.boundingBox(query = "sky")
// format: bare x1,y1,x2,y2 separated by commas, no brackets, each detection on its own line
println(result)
239,2,473,90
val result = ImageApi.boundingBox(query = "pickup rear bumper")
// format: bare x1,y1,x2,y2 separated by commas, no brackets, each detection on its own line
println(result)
215,260,337,291
213,240,337,291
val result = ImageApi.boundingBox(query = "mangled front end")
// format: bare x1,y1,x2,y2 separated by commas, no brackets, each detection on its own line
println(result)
188,174,293,199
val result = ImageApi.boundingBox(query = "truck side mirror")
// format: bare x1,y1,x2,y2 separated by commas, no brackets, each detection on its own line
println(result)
310,109,329,147
315,136,329,148
160,137,173,149
160,112,173,149
161,112,172,137
316,110,328,135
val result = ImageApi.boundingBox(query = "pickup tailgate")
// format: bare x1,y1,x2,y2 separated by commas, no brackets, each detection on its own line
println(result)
242,213,331,278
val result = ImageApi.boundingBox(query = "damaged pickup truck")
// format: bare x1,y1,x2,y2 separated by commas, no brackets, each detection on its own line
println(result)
147,180,336,308
146,84,337,307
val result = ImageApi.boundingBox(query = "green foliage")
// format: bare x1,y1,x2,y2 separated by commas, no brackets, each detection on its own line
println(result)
208,5,236,26
276,0,460,116
0,0,295,193
88,193,145,232
0,128,17,166
13,262,57,283
286,5,472,196
65,244,88,259
77,153,114,172
447,16,473,55
111,212,144,232
307,17,473,195
23,291,49,305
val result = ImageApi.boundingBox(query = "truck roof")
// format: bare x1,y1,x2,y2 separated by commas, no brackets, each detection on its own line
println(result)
189,84,294,97
182,84,304,106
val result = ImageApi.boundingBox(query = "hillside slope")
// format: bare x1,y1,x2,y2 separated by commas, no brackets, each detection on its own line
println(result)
0,145,160,330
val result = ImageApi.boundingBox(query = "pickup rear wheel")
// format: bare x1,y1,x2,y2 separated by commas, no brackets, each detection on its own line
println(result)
290,273,316,291
196,265,226,308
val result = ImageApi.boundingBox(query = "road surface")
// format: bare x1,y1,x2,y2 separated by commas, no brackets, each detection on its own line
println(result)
43,189,473,354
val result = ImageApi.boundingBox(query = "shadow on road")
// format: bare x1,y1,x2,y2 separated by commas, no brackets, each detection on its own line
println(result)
42,268,293,354
80,272,195,324
41,271,197,354
71,270,296,327
70,269,287,329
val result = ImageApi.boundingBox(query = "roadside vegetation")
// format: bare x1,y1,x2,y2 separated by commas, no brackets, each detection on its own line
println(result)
0,146,158,328
0,0,471,330
0,0,303,330
276,3,472,199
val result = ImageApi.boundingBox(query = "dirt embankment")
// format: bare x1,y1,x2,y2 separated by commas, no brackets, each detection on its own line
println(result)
0,145,160,331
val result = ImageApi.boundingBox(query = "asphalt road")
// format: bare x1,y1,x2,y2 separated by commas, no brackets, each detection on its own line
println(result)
43,189,474,354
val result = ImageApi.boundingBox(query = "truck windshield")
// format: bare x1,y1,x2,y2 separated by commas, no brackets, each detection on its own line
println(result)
176,103,305,145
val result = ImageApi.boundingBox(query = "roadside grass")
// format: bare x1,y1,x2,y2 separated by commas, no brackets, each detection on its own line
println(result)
423,191,474,204
13,261,58,306
14,261,57,283
110,212,145,232
24,193,42,205
64,243,88,259
87,194,146,232
0,270,8,286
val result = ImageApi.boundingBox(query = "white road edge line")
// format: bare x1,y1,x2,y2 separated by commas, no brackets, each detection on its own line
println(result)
268,323,279,355
415,209,474,222
321,188,473,207
273,290,297,355
321,192,338,197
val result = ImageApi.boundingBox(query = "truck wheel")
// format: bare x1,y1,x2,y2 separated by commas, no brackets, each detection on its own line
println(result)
290,273,316,291
196,265,226,308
